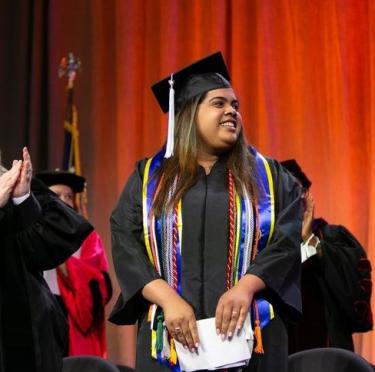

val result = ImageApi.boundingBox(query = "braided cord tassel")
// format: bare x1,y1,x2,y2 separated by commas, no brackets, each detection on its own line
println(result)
156,314,165,353
172,204,179,291
226,170,236,289
253,301,264,354
251,200,264,354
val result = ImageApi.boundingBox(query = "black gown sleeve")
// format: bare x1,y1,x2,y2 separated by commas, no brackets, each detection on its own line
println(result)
109,160,160,325
14,178,93,272
316,223,373,333
247,159,303,321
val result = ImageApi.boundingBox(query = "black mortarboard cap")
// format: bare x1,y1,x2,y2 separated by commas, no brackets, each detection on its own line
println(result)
280,159,312,189
35,170,86,193
151,51,231,113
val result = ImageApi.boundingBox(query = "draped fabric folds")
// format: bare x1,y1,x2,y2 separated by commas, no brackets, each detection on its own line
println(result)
0,0,374,366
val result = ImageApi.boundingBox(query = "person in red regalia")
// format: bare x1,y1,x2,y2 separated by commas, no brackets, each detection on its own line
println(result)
36,170,112,358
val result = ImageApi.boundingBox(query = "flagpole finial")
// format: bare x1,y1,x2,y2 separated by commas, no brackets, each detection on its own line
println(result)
59,52,81,89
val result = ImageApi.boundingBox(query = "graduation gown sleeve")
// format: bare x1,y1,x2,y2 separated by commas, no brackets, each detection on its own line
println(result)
14,179,93,272
57,231,111,330
0,179,93,372
247,159,303,320
109,160,160,325
57,231,111,319
314,223,373,336
55,231,111,356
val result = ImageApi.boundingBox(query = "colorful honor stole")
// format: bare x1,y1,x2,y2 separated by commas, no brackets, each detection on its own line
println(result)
250,148,276,353
142,147,275,368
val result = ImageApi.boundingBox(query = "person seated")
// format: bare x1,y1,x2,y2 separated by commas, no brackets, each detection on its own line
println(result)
35,170,112,358
281,159,373,353
0,147,93,372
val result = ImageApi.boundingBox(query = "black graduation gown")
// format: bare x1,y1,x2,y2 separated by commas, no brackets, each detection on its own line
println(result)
0,179,93,372
288,218,373,353
109,156,303,372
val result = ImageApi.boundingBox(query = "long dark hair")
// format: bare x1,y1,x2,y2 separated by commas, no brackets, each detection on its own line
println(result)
152,91,258,216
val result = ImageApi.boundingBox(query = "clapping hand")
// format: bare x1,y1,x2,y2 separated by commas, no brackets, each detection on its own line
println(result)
0,160,22,207
301,190,315,242
12,147,33,198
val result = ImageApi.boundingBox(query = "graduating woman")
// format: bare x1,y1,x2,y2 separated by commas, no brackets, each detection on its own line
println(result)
109,52,303,372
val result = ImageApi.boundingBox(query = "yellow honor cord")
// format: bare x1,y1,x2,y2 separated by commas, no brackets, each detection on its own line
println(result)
257,153,275,244
142,158,155,264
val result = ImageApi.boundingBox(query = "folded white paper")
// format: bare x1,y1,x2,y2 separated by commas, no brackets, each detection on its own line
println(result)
175,315,253,372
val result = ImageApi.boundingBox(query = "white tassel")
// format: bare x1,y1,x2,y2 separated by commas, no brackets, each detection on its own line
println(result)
165,74,175,158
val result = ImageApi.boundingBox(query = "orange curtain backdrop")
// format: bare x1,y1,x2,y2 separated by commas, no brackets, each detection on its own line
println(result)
46,0,375,366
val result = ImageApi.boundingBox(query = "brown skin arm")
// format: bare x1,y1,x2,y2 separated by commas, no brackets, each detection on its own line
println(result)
301,190,315,241
142,275,265,347
142,279,199,351
215,274,265,339
301,190,321,255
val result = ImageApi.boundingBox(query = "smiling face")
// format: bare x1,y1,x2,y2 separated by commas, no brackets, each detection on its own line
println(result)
195,88,242,157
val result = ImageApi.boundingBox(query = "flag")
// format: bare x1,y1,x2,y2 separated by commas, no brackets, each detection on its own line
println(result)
59,53,88,217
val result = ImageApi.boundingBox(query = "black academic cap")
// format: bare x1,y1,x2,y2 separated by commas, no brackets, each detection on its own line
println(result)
280,159,312,189
151,51,231,113
35,170,86,193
